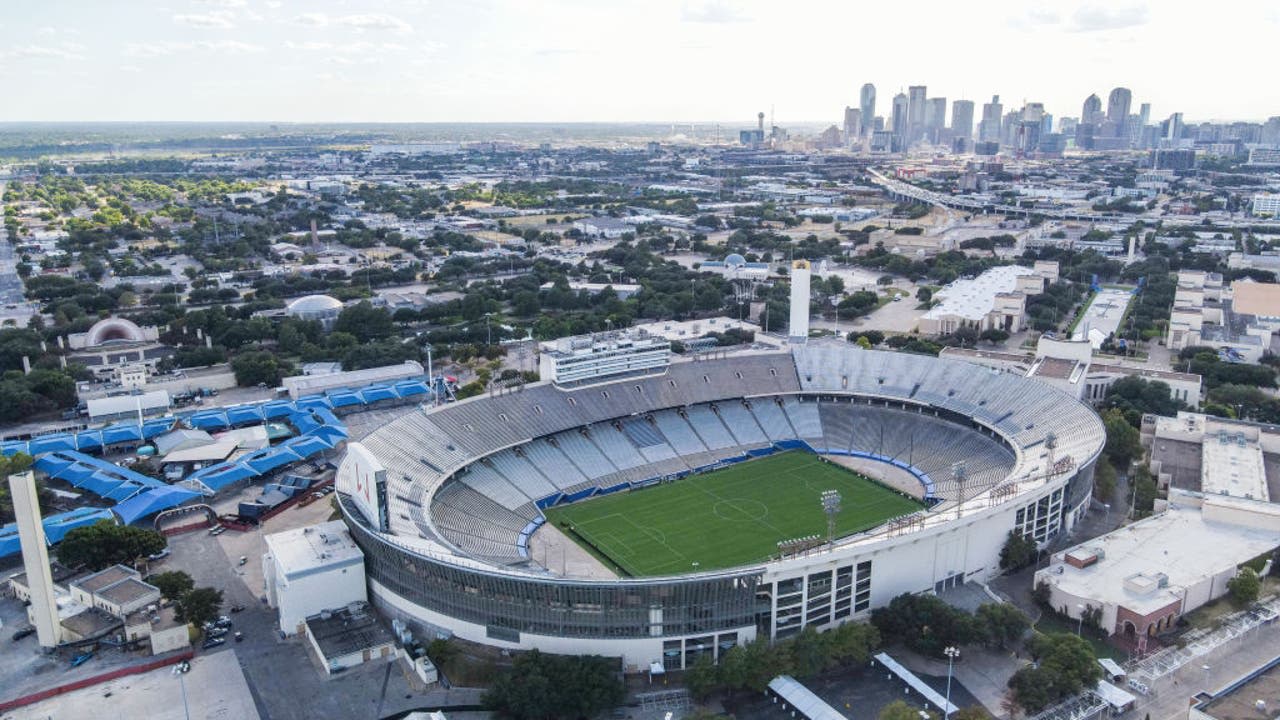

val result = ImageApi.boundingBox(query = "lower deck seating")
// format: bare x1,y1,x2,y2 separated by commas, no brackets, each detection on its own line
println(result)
422,394,1018,564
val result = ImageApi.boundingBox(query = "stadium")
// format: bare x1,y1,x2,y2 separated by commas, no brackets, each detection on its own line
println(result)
335,342,1106,672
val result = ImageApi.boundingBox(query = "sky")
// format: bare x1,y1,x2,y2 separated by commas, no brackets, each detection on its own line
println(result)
1,0,1277,125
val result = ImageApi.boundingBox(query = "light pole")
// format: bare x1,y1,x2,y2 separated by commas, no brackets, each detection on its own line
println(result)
1076,604,1085,635
172,664,192,720
821,490,842,545
943,646,959,720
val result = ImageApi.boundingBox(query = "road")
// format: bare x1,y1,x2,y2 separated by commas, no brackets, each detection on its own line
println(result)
0,180,29,305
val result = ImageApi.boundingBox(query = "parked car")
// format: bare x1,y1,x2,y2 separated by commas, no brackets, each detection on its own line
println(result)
11,627,35,642
234,632,244,643
208,628,228,639
148,548,171,561
216,615,231,625
229,604,246,613
237,556,247,566
201,638,225,650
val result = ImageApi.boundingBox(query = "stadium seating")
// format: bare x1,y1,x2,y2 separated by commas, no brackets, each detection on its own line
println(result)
714,402,770,448
368,345,1101,568
685,405,736,450
748,399,798,442
652,410,710,457
552,430,617,479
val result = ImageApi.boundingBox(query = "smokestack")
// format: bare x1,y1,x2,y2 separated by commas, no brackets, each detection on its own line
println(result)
9,471,61,647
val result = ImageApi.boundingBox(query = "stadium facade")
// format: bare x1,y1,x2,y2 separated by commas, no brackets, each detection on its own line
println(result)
336,343,1105,671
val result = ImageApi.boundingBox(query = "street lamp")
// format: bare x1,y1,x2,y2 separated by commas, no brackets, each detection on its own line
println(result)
172,664,192,720
943,646,960,720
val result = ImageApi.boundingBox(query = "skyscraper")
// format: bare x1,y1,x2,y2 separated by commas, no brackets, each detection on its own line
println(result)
891,92,910,149
924,97,947,143
907,85,927,142
1138,103,1151,129
859,84,876,137
1107,87,1132,135
951,100,975,142
842,107,862,144
1081,94,1102,125
979,95,1003,143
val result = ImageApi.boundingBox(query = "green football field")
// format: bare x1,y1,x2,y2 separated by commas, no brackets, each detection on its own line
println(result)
543,451,925,577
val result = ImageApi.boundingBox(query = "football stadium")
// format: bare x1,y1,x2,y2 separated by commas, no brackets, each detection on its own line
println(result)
336,342,1106,671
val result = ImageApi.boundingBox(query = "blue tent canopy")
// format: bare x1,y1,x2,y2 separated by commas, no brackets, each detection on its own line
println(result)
226,405,266,426
114,486,201,525
29,434,77,455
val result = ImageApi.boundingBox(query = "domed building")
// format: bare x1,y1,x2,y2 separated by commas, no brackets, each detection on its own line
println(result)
285,294,344,327
66,316,168,381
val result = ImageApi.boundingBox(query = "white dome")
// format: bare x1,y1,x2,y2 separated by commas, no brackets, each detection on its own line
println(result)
286,294,343,316
724,253,747,268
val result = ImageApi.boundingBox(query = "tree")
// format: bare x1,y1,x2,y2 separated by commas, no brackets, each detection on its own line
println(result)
1227,567,1261,607
1009,633,1101,712
55,521,167,571
999,531,1037,571
979,329,1010,345
333,301,395,343
1094,458,1117,502
483,650,624,720
149,570,194,601
882,700,936,720
976,603,1029,649
231,350,289,387
871,593,979,658
0,452,36,523
684,655,720,701
175,587,223,628
1102,408,1142,469
916,287,933,303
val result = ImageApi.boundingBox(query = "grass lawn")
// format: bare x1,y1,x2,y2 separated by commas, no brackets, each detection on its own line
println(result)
543,451,923,577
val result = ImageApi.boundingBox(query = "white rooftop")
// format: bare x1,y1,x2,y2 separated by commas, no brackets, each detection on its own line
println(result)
1040,505,1279,616
160,440,238,464
1201,428,1269,502
264,520,364,580
923,265,1039,321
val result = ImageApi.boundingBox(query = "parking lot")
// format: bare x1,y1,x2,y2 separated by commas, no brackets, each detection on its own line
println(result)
3,648,260,720
165,479,463,720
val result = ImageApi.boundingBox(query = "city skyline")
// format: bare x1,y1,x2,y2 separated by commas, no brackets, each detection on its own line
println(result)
0,0,1277,124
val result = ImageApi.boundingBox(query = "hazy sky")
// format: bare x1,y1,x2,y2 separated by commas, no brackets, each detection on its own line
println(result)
1,0,1276,125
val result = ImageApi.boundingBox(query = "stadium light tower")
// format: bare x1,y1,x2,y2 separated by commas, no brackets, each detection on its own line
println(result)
821,489,842,544
952,461,967,517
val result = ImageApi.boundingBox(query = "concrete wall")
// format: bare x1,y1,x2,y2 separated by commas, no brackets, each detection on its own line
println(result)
271,559,368,635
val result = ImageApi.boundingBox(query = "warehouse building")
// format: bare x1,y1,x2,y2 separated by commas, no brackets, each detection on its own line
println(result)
263,520,368,635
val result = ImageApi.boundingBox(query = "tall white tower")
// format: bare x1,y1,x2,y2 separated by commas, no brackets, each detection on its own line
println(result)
789,260,811,343
9,470,61,647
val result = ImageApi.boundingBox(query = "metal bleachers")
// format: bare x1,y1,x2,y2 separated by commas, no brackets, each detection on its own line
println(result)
714,402,769,447
651,411,708,456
